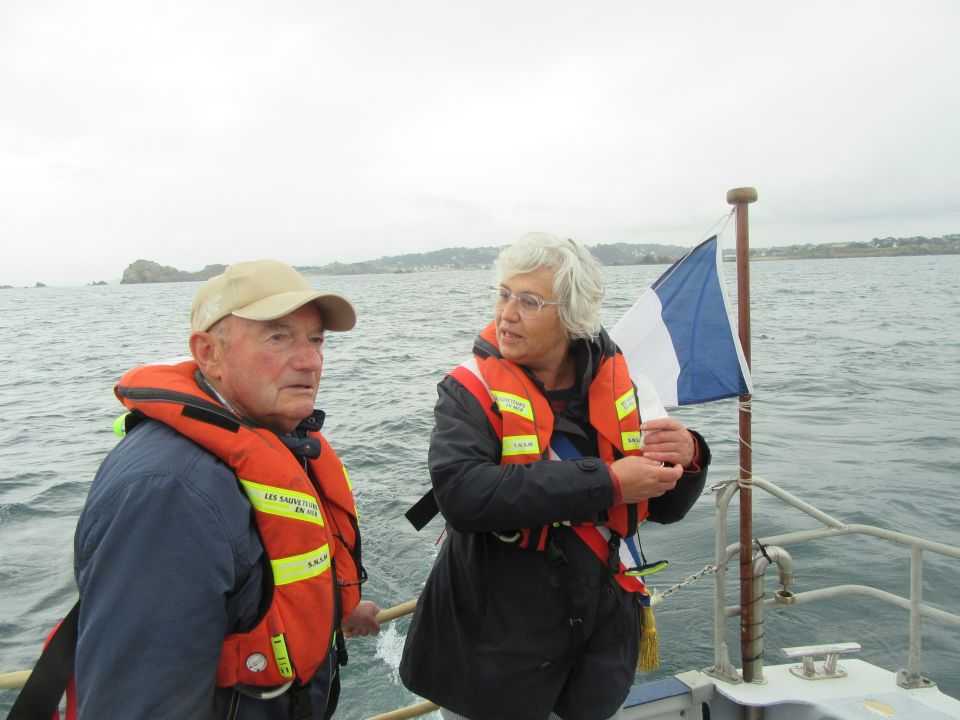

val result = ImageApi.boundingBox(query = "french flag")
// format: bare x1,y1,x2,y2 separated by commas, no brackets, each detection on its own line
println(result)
609,235,752,409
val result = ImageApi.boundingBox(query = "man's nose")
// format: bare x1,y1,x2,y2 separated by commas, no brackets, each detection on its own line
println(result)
291,337,324,368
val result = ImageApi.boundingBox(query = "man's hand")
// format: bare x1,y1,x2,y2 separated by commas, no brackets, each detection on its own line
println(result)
638,418,696,469
342,600,381,638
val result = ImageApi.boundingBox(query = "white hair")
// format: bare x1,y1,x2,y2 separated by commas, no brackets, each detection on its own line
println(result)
494,232,605,340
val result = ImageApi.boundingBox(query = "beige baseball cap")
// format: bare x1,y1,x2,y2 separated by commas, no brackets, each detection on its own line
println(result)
190,259,356,332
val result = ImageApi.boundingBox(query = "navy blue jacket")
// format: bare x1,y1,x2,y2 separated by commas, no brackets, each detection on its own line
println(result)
74,419,336,719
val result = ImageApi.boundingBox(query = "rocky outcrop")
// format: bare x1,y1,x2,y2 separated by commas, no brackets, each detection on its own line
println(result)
121,260,227,284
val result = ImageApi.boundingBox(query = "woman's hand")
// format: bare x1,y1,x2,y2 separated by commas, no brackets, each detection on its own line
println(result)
610,455,684,504
638,418,696,469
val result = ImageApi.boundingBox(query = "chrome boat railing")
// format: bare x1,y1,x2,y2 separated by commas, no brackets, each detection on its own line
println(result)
706,476,960,689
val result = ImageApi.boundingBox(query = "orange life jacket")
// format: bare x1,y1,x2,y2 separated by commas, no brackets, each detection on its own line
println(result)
114,361,362,690
450,322,649,594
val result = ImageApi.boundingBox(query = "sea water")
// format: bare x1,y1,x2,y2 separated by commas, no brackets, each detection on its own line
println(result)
1,254,958,717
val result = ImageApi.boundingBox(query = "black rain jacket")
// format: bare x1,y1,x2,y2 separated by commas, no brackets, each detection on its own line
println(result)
399,331,710,720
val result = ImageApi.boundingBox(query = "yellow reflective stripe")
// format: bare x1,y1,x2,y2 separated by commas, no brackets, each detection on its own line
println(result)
112,413,130,438
270,634,294,678
621,431,642,451
616,389,637,421
342,465,360,522
503,435,540,457
492,391,534,421
271,544,331,586
239,478,324,526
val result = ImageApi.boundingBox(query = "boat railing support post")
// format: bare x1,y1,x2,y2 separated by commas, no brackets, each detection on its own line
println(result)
706,479,742,683
898,545,935,689
909,545,923,681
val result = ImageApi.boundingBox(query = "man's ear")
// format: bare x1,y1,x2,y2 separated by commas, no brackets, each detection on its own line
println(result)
190,331,221,379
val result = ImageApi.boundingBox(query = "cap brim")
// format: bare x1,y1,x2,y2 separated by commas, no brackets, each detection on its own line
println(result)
232,291,357,331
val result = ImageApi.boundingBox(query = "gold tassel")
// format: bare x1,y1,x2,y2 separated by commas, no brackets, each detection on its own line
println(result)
637,603,660,671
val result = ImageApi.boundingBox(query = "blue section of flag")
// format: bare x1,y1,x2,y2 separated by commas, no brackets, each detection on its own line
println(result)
651,235,751,405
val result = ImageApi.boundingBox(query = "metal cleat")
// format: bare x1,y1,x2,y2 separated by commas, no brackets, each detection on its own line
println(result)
781,642,861,680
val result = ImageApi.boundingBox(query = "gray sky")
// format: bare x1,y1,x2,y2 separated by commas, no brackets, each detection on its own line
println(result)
3,1,958,286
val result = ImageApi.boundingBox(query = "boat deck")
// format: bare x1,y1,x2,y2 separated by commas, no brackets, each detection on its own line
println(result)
622,660,960,720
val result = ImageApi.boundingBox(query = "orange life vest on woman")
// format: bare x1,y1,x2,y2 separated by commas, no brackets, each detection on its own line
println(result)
114,360,362,690
450,322,649,593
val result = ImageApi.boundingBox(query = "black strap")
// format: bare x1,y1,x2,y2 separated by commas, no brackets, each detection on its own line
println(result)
181,404,241,432
404,489,439,531
289,682,315,720
7,601,79,720
472,335,499,360
625,503,639,537
544,535,588,653
334,630,348,667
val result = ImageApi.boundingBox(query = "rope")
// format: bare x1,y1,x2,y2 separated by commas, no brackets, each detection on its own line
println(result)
703,479,734,495
700,209,735,245
375,599,417,624
753,539,772,564
0,670,31,690
366,700,439,720
0,599,422,692
652,210,736,289
737,397,753,486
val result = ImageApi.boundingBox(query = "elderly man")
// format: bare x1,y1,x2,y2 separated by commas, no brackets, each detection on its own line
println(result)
17,260,379,720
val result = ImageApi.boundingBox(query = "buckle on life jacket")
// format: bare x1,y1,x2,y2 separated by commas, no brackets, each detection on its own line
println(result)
492,531,521,543
606,534,621,577
544,536,568,571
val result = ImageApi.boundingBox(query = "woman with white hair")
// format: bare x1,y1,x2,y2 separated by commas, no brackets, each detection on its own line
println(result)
400,233,710,720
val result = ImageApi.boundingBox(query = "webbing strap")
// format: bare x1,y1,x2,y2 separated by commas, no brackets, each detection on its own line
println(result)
544,536,588,653
547,432,580,461
448,364,502,433
551,434,647,594
405,362,499,532
290,682,316,720
8,601,79,720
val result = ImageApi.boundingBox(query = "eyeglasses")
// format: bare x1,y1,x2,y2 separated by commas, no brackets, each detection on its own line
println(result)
489,286,566,319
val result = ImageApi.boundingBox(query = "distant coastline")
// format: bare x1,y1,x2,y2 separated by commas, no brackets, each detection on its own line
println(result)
741,234,959,261
116,234,958,283
3,234,957,288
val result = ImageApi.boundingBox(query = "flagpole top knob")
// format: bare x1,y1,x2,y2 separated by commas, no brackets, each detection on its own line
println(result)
727,187,758,205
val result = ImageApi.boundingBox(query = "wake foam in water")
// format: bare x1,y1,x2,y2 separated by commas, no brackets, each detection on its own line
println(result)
375,622,407,682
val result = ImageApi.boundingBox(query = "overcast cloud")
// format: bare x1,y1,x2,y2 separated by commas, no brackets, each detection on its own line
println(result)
2,1,958,286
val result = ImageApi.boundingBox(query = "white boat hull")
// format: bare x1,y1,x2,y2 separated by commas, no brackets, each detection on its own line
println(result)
622,660,960,719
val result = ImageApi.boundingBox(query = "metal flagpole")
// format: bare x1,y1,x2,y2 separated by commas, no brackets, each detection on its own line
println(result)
726,187,758,681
